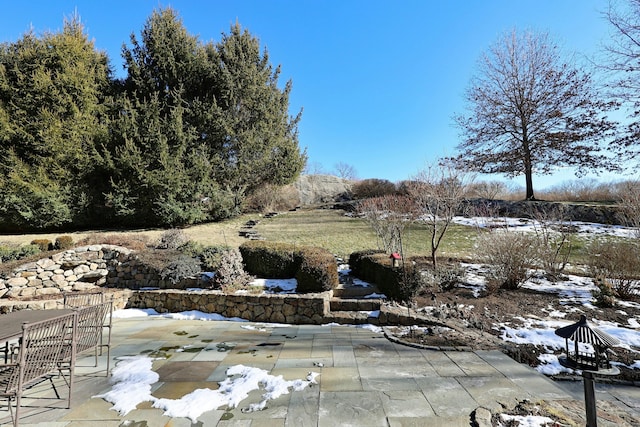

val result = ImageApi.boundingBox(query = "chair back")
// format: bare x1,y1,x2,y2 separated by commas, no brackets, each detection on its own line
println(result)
63,292,104,308
72,301,112,357
4,312,76,394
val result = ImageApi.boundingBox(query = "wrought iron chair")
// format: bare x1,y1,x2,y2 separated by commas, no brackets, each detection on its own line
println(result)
63,292,112,374
0,312,77,427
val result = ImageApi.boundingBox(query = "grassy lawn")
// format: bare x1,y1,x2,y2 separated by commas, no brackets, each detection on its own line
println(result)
0,208,615,267
253,209,479,260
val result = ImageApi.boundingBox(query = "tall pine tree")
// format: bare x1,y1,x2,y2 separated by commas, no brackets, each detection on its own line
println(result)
107,8,305,226
209,23,305,208
0,14,110,230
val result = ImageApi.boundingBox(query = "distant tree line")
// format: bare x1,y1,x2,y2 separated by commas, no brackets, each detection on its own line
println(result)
0,8,305,231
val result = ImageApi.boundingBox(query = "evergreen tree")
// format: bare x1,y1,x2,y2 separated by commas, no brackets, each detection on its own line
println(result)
0,15,111,230
107,9,305,225
107,8,232,226
210,23,306,208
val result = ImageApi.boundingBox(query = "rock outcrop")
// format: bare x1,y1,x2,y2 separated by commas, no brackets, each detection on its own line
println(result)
293,174,353,206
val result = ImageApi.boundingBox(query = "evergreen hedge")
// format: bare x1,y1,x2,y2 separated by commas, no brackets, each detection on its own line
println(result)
349,250,405,300
239,241,338,293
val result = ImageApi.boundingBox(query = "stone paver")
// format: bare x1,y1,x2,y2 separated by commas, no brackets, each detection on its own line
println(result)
1,316,639,426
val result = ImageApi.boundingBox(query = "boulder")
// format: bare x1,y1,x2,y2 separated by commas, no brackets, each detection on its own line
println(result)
293,174,353,206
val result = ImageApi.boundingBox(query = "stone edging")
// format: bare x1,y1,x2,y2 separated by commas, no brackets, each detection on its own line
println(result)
382,326,474,352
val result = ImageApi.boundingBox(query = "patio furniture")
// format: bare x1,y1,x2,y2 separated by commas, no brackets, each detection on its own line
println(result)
63,292,113,373
0,310,75,364
0,311,77,427
60,301,112,376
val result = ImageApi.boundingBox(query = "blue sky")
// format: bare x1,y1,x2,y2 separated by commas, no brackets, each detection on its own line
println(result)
0,1,626,189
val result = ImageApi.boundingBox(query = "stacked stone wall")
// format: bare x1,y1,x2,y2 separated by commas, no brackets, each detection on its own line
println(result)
0,244,209,299
125,290,330,324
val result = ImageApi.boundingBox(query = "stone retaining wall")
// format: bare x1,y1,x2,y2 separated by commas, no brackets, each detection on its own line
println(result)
126,290,330,324
124,290,438,326
0,245,208,299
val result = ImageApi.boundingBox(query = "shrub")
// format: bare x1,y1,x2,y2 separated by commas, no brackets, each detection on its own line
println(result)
529,204,572,281
240,241,338,293
178,242,227,271
422,262,465,292
398,264,428,303
349,250,404,300
156,229,189,250
587,239,640,300
592,275,616,308
159,255,202,285
295,247,339,292
55,235,74,250
239,241,298,278
214,249,253,291
352,178,397,199
476,230,539,292
0,244,41,263
30,239,53,252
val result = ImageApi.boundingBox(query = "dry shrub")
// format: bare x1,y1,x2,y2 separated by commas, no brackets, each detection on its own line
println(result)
214,249,253,291
156,229,189,250
539,179,619,202
352,178,397,199
244,184,300,213
528,204,572,280
476,230,539,292
616,180,640,236
592,275,617,307
587,239,640,300
54,235,74,250
76,233,149,251
30,239,52,252
422,262,466,292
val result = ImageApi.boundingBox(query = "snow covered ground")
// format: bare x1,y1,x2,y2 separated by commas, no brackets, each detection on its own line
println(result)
450,216,640,376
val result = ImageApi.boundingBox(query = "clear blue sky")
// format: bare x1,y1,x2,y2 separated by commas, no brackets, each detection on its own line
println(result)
1,0,624,189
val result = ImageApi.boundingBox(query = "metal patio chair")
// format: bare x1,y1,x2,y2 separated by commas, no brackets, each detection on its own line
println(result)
0,312,77,427
60,300,112,376
63,292,112,374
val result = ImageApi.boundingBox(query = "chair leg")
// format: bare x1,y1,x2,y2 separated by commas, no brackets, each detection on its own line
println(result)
49,376,61,400
14,393,20,427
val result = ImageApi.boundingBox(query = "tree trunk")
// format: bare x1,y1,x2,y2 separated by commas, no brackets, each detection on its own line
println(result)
523,139,535,200
525,169,535,200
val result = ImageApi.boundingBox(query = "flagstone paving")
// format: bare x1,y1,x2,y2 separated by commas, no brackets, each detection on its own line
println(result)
1,315,639,426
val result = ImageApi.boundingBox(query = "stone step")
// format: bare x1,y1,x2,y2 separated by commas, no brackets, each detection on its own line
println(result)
324,311,378,325
329,298,382,312
332,286,380,298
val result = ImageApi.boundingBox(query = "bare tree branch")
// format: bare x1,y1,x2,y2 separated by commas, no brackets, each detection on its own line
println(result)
452,29,618,200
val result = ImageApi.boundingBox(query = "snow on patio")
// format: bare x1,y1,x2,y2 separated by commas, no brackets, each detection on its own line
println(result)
94,353,319,422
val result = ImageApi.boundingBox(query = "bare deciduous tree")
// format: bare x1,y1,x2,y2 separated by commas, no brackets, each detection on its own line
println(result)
303,161,326,175
604,0,640,158
467,180,508,200
357,195,415,255
452,29,618,200
408,163,470,269
333,162,358,180
617,180,640,237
